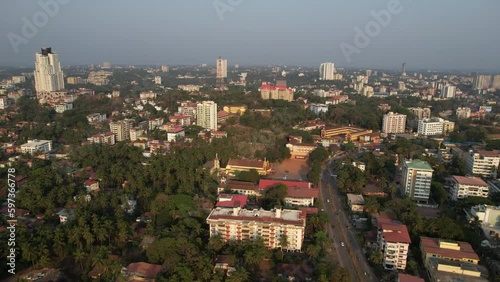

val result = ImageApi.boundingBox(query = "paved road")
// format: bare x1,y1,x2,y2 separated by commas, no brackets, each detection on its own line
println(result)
320,157,377,282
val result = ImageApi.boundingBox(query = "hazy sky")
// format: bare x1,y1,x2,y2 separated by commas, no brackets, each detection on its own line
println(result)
1,0,499,71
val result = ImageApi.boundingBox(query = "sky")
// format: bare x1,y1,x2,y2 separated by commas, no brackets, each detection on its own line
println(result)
1,0,500,71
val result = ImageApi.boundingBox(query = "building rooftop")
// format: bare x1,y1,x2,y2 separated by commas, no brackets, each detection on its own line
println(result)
398,273,425,282
207,207,305,226
421,236,480,261
451,175,488,187
21,139,51,147
126,262,162,279
347,193,365,205
218,180,258,191
216,194,248,208
377,218,411,244
258,179,311,190
427,257,489,282
405,159,433,171
474,149,500,158
227,158,265,168
286,186,319,199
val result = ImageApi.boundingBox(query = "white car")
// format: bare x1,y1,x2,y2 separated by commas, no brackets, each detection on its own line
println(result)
327,199,330,203
341,242,345,247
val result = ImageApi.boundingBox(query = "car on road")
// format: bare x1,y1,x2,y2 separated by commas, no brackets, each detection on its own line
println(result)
326,199,330,203
340,242,344,247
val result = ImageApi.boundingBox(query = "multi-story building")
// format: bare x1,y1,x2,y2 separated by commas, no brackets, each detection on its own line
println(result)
101,61,111,69
466,149,500,178
178,85,201,92
66,76,85,85
196,101,218,130
87,70,112,85
139,91,157,100
417,118,455,136
223,105,247,115
166,127,185,142
207,207,306,251
87,132,116,145
161,65,169,72
87,113,107,124
148,118,164,130
54,102,73,113
216,57,227,79
168,115,191,127
401,159,433,203
456,107,471,119
109,119,134,142
12,76,26,84
129,127,144,142
408,107,431,120
0,96,8,110
361,86,374,97
449,175,489,201
420,237,488,282
398,81,406,91
492,75,500,89
258,179,318,206
309,103,329,115
319,62,335,80
259,82,294,102
382,112,407,134
34,47,65,93
154,76,162,85
441,85,456,98
20,139,52,154
377,218,411,270
473,75,491,90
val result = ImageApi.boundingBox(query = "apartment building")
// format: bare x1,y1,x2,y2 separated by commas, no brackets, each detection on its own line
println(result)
87,132,116,145
207,207,306,251
259,82,294,102
417,118,455,136
456,107,471,119
110,119,134,142
148,118,164,130
223,105,247,115
449,175,489,201
197,101,218,130
20,139,52,154
382,112,407,134
466,205,500,227
377,218,411,270
87,113,107,124
466,149,500,178
0,96,8,110
166,127,185,142
258,179,318,206
401,159,433,203
408,107,431,120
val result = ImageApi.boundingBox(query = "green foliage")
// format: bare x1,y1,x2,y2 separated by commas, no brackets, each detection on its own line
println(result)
235,169,261,183
336,164,366,194
431,181,447,205
262,184,287,209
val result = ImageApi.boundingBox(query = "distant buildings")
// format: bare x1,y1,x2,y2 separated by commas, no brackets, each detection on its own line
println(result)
473,75,491,90
309,103,329,115
361,86,374,97
401,159,433,203
178,84,201,92
466,149,500,178
87,132,116,145
87,113,107,124
449,175,489,201
20,139,52,154
408,107,431,120
492,75,500,89
456,107,471,119
259,82,294,102
66,76,85,84
223,105,247,115
225,158,271,176
417,118,455,136
196,101,218,130
87,70,112,85
441,85,456,98
161,65,169,72
207,207,306,251
154,76,162,85
110,119,134,142
101,61,111,69
12,76,26,84
216,57,227,88
377,218,411,270
34,47,65,93
319,62,335,80
382,112,406,134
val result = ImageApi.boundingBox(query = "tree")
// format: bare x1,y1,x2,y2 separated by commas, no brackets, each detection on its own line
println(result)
262,184,287,209
431,181,447,206
363,197,380,213
226,268,250,282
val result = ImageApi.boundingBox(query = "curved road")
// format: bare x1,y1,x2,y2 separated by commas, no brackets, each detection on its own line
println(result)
320,157,377,282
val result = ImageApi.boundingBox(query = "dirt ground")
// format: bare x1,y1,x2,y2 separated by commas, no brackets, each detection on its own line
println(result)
270,158,310,181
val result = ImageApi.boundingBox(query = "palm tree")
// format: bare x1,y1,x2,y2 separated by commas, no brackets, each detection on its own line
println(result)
226,268,250,282
74,249,87,270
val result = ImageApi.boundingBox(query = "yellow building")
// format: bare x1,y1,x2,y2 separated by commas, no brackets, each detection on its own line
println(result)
223,105,247,115
225,159,271,176
321,126,373,141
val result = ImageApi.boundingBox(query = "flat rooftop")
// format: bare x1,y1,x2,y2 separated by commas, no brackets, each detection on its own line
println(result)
405,159,433,170
207,207,305,225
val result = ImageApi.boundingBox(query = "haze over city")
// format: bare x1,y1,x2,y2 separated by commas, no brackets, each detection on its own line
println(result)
1,0,500,71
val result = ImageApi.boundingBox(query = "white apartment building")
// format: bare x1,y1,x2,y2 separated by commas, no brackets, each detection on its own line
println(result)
309,103,329,114
449,175,489,201
382,112,407,134
466,149,500,178
148,118,164,130
154,76,162,85
473,75,491,90
87,113,107,124
0,96,8,110
166,128,185,142
319,62,335,80
377,218,411,270
110,119,134,142
417,118,455,136
207,207,306,251
456,107,471,119
401,159,433,203
161,65,169,72
361,86,374,97
178,85,202,92
441,85,456,98
466,205,500,227
216,57,227,79
20,140,52,154
54,102,73,113
197,101,218,130
12,76,26,84
34,47,65,93
408,107,431,120
87,132,116,145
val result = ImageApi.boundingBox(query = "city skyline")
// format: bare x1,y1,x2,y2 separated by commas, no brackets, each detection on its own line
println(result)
1,0,499,71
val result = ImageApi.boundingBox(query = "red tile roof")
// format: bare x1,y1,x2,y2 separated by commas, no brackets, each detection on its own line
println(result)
298,207,318,215
84,179,98,186
420,236,479,261
219,180,258,191
377,218,411,244
216,194,248,208
168,127,184,133
127,262,162,279
475,149,500,158
451,175,488,186
286,186,319,198
258,179,311,190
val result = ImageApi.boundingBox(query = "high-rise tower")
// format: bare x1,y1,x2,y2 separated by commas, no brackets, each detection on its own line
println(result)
34,47,65,92
216,57,227,89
